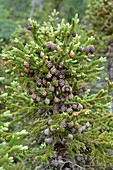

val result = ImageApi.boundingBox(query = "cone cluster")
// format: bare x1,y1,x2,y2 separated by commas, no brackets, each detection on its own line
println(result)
23,49,84,115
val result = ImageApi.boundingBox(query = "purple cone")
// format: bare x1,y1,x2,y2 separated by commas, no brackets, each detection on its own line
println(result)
77,46,82,52
72,31,76,37
50,44,55,51
47,44,52,50
85,46,90,54
27,26,33,30
90,45,95,54
47,44,55,51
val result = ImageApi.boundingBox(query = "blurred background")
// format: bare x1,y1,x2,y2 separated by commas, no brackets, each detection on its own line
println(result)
0,0,90,44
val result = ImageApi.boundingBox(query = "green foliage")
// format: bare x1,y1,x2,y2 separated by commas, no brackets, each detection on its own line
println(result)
0,85,28,170
86,0,113,36
34,0,90,24
0,0,90,44
2,10,113,169
0,0,31,46
85,0,113,93
0,3,17,42
61,0,90,22
86,0,113,55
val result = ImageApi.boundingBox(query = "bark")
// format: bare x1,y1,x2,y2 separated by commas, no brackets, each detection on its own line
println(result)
106,41,113,112
107,42,113,81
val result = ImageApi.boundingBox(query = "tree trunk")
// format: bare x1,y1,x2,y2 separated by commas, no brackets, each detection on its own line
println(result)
106,41,113,112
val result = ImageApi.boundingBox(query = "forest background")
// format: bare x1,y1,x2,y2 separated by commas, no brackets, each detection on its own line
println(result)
1,0,113,169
